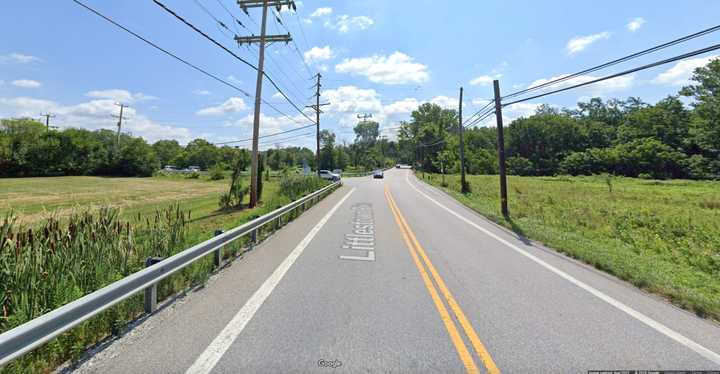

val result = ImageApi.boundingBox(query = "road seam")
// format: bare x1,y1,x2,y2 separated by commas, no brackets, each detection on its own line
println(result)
185,188,356,374
385,186,500,374
405,171,720,366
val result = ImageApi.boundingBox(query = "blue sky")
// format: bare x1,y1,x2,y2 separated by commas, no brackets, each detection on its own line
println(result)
1,0,719,148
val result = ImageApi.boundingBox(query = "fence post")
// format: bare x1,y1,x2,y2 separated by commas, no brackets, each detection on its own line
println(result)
213,229,224,267
250,228,258,251
144,257,163,313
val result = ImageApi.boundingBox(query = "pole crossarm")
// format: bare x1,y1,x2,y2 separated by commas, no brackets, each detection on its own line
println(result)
238,0,295,12
235,33,291,45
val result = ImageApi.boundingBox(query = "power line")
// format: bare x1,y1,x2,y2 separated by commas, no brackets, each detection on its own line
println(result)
258,131,315,146
273,9,314,78
462,99,495,127
502,23,720,100
152,0,316,125
503,42,720,106
214,123,316,145
71,0,253,98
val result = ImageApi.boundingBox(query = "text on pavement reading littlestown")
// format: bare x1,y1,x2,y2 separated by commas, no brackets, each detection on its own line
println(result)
340,203,375,261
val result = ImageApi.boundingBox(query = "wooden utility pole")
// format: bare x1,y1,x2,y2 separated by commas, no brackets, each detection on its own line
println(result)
458,87,469,193
112,103,128,151
493,80,509,217
236,0,294,208
306,73,329,175
40,113,56,132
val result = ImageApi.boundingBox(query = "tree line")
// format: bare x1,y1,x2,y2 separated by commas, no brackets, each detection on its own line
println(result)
396,58,720,180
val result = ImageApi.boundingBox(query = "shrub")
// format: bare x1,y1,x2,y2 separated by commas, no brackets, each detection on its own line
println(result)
209,165,225,180
186,171,200,179
506,156,535,176
279,175,328,200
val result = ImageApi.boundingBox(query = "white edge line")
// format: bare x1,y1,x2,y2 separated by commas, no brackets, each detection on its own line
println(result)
186,188,356,374
404,171,720,365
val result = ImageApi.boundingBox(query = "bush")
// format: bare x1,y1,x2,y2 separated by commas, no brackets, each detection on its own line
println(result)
186,171,200,179
218,178,248,210
209,165,225,180
506,156,535,176
279,175,328,200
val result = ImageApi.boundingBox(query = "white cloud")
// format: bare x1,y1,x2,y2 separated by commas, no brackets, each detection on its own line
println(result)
304,46,334,64
310,7,332,17
85,89,156,103
0,53,40,64
627,17,646,32
325,15,374,33
196,97,248,116
430,96,457,109
12,79,41,89
335,52,429,85
0,96,193,143
193,89,211,96
382,98,420,116
652,55,718,86
271,92,284,100
566,31,610,55
527,73,635,95
469,74,499,86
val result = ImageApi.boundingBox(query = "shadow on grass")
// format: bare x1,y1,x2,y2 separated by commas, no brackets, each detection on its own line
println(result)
503,215,533,246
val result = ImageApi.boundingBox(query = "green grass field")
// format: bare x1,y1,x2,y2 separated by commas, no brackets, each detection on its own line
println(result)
421,173,720,321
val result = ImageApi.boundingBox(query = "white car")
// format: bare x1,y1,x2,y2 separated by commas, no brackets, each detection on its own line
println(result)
319,170,340,181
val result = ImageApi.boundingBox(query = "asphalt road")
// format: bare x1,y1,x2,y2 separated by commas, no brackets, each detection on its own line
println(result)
73,168,720,373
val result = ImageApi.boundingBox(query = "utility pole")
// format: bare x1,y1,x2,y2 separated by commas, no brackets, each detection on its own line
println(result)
112,103,129,151
306,73,329,176
493,80,509,217
458,87,469,193
236,0,294,208
40,113,56,132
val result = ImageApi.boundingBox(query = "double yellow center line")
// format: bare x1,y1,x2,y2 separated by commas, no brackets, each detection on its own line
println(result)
385,185,500,374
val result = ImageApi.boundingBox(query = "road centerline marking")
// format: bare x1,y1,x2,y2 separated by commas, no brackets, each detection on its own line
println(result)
185,188,356,374
405,170,720,366
387,187,501,374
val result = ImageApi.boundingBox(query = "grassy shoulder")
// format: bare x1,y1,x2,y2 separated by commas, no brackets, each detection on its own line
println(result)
419,172,720,321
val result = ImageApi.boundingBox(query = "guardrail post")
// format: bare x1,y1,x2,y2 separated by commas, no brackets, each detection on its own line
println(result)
250,228,257,251
213,229,224,267
144,257,164,313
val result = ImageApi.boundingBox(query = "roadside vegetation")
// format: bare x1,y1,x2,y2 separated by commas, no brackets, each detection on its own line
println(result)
421,173,720,321
0,171,332,373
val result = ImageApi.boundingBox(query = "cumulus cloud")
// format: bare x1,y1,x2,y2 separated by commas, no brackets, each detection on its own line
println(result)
325,15,374,33
469,74,500,86
12,79,41,88
527,73,635,95
627,17,646,32
310,7,332,17
0,53,41,64
566,31,610,55
0,96,193,143
196,97,248,116
335,52,429,85
304,46,334,64
85,89,156,103
652,55,718,86
430,96,457,109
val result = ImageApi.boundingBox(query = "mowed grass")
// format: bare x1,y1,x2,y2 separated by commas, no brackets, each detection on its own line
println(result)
421,173,720,320
0,176,227,222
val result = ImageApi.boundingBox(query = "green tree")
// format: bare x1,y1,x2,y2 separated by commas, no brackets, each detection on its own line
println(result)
152,140,183,168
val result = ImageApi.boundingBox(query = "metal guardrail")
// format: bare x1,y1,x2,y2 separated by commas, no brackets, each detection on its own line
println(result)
0,181,341,366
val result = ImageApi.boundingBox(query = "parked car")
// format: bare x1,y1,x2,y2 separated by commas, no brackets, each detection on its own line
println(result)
188,165,201,172
373,170,384,179
319,170,340,181
332,169,342,176
163,165,178,171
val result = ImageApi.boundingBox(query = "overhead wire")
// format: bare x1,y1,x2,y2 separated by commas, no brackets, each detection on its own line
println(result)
214,123,316,145
71,0,252,98
503,42,720,106
152,0,316,125
502,23,720,100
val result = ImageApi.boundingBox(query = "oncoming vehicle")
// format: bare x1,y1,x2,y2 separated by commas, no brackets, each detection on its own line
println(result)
373,170,384,179
319,170,340,181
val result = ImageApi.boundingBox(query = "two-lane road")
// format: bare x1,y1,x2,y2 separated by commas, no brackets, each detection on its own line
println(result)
74,169,720,373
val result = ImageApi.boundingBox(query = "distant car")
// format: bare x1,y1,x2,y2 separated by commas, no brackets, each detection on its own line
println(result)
373,170,384,179
395,164,401,168
163,165,178,171
319,170,340,182
188,166,201,172
332,169,342,176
